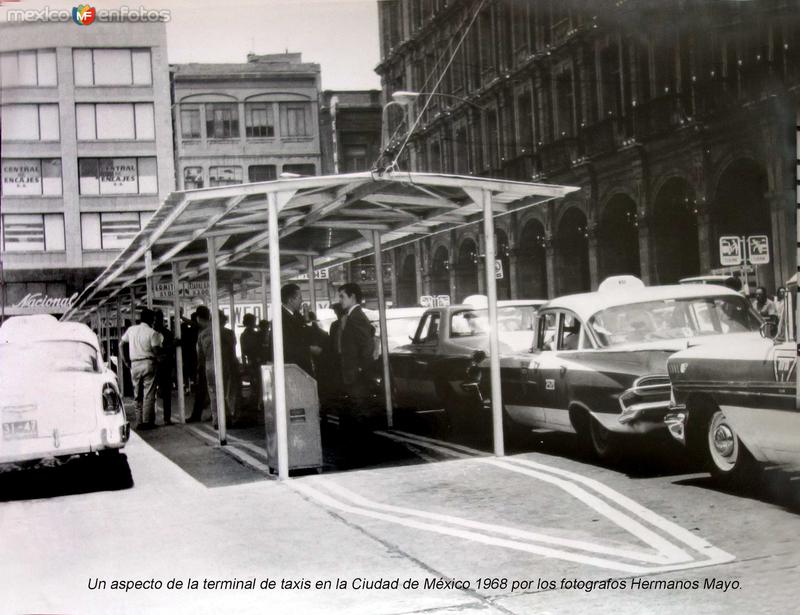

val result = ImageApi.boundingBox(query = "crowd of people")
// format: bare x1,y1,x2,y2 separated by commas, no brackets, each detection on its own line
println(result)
120,282,376,432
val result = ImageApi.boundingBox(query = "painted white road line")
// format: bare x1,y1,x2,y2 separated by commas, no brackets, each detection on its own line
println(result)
370,430,733,567
500,456,735,563
386,429,490,457
309,478,673,564
290,480,657,574
374,431,474,459
185,425,273,475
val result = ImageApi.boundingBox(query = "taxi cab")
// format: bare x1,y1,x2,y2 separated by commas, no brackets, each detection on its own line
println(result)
665,276,798,483
463,277,763,459
0,315,130,475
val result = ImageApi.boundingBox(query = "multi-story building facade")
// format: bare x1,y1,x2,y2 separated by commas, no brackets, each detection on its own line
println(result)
0,20,175,319
319,89,383,174
376,0,798,304
171,53,322,191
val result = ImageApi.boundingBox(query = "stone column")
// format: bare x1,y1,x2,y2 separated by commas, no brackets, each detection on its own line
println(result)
587,223,600,290
696,211,713,274
545,239,557,299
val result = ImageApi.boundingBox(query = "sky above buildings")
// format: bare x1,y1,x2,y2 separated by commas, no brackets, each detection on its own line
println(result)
1,0,383,90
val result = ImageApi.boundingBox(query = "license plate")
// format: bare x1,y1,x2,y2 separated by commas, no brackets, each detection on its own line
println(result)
2,420,38,440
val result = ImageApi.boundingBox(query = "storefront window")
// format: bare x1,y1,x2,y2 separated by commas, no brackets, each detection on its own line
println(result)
78,157,157,195
209,166,243,186
1,214,64,252
184,167,204,189
0,49,57,87
1,159,62,196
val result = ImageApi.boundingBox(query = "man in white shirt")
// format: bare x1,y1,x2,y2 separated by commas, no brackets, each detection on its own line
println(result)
121,308,164,429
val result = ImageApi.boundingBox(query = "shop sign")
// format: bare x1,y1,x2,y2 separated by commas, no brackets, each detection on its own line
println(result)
9,292,79,314
291,268,330,281
2,160,41,195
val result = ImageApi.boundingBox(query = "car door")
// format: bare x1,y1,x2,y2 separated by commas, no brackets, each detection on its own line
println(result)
545,311,588,429
506,310,560,427
404,310,442,409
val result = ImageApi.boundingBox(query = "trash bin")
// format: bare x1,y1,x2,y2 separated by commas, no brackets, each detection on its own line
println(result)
261,363,322,473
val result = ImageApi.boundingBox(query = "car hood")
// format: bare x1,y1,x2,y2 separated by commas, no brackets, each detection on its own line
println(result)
596,331,760,354
668,333,775,362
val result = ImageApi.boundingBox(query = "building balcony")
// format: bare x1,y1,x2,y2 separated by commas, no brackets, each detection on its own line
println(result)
536,137,581,176
632,93,685,139
580,117,619,158
501,154,534,182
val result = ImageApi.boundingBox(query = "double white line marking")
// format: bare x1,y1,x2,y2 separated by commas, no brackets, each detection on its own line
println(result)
291,429,734,574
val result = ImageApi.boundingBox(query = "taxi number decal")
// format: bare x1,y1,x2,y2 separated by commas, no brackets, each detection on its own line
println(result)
545,379,555,391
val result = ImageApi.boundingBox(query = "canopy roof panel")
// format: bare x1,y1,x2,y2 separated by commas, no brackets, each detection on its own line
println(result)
64,171,579,320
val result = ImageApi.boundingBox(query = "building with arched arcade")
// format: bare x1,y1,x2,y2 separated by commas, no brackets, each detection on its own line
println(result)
371,0,797,305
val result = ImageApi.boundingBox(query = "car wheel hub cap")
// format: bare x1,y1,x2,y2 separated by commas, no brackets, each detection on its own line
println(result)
713,424,735,458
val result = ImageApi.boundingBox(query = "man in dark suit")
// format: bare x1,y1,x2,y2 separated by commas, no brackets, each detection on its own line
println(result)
336,283,375,400
274,283,320,376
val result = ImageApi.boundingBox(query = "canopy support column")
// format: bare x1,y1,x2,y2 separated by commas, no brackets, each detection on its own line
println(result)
103,306,111,362
206,237,227,445
172,262,186,423
145,250,154,310
268,192,289,480
373,231,393,428
260,271,269,323
228,281,236,327
116,296,124,393
466,187,504,457
307,256,316,314
414,241,424,302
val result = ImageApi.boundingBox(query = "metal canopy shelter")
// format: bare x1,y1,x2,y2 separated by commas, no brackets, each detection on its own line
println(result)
64,171,578,479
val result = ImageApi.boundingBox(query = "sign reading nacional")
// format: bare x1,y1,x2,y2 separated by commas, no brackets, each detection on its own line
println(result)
8,292,79,315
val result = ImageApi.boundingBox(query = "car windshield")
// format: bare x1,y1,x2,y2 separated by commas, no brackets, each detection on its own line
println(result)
588,296,761,348
0,340,99,374
383,316,422,341
450,306,538,338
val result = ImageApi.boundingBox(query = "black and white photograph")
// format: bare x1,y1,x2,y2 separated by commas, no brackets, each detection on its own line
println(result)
0,0,798,613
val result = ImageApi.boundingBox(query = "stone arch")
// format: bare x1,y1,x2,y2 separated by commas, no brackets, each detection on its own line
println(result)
455,237,479,301
494,227,511,300
397,253,417,306
431,245,450,296
517,218,548,298
710,157,772,290
651,177,700,284
597,193,641,279
555,207,590,295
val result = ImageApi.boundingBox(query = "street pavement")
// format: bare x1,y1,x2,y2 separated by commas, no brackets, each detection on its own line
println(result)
1,411,799,615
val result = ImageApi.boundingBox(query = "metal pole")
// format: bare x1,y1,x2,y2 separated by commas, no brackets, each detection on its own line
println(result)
479,188,504,457
206,237,227,445
116,296,124,392
307,255,317,314
172,262,186,423
104,306,111,364
389,249,398,307
268,192,289,479
414,240,424,303
129,287,136,321
228,280,236,337
145,250,154,309
260,270,269,323
373,231,394,428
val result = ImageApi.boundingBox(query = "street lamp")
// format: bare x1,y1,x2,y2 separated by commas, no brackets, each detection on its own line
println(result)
391,90,487,111
376,90,487,172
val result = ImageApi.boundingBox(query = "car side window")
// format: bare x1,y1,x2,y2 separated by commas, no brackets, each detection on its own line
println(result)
536,312,559,351
414,312,440,344
558,313,583,351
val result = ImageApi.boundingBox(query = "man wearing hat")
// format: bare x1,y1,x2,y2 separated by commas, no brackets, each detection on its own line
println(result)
121,308,164,430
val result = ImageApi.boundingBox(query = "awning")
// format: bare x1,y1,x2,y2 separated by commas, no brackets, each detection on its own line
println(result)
64,171,579,320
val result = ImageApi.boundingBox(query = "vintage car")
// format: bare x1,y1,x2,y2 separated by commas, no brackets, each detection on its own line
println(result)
462,277,764,458
664,278,798,483
0,314,130,476
389,300,545,414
